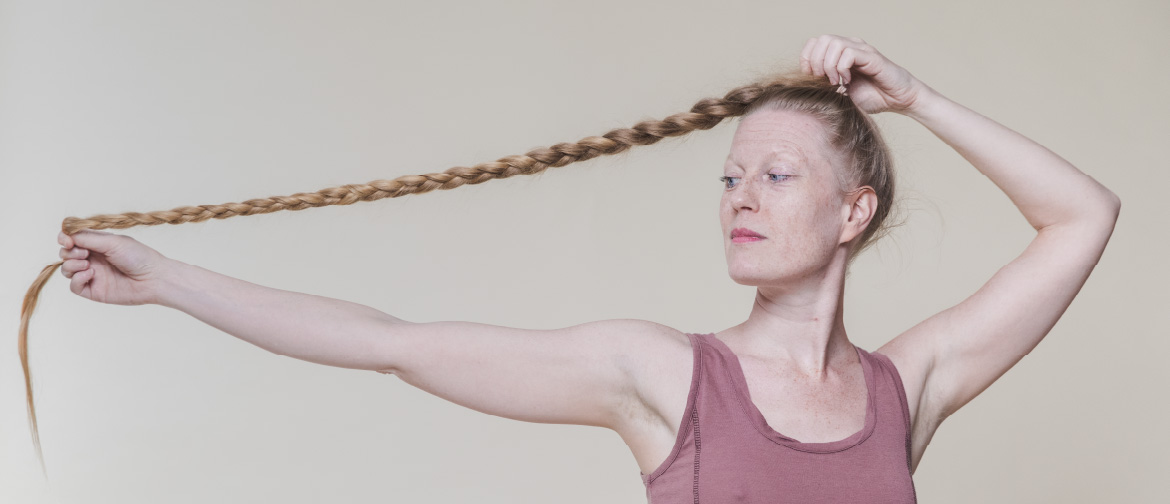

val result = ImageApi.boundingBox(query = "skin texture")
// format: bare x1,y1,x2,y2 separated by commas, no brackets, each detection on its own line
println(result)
717,108,876,378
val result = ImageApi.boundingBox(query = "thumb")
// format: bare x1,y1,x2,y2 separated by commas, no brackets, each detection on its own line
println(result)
70,229,122,253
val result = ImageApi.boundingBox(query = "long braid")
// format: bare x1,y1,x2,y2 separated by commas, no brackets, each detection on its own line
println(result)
58,87,765,234
19,71,830,476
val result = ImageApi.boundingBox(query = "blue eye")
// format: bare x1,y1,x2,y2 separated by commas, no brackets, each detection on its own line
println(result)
719,174,791,189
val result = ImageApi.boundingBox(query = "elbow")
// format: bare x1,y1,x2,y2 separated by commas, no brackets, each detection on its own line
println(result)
1080,173,1121,223
1094,190,1121,225
1092,177,1121,218
1040,191,1120,235
1084,187,1121,224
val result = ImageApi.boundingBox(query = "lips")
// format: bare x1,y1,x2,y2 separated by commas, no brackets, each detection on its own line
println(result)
731,227,766,239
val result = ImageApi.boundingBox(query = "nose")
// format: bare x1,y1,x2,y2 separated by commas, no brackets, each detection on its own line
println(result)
729,178,759,212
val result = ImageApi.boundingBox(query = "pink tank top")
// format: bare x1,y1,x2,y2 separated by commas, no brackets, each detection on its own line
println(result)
639,332,917,503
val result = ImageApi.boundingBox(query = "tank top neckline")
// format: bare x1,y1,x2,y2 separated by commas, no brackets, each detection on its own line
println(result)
698,332,879,454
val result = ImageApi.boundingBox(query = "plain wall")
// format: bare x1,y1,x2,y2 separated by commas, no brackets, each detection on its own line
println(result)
2,0,1165,502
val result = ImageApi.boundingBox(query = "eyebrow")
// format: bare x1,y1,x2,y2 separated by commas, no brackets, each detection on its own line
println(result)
726,154,805,171
729,143,812,166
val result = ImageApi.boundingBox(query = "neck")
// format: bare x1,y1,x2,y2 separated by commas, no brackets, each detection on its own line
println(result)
723,248,854,380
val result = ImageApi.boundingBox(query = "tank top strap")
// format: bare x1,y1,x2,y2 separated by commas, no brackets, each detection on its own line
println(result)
689,332,752,419
866,349,915,463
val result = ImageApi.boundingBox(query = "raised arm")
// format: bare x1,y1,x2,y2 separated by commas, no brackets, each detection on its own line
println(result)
801,35,1120,469
895,81,1120,416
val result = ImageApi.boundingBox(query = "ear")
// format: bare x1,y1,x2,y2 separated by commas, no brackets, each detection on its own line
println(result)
839,186,877,246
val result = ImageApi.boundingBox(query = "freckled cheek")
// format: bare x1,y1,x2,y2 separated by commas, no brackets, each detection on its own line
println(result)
765,204,825,263
718,202,736,231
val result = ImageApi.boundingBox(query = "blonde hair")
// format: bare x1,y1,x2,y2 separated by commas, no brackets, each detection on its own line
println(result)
18,69,900,475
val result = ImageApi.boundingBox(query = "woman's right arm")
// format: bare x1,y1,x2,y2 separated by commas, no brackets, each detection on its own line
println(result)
154,261,681,429
59,230,682,431
154,259,410,370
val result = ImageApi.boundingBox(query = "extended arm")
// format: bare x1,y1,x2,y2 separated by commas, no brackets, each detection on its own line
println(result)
153,260,677,429
155,260,407,370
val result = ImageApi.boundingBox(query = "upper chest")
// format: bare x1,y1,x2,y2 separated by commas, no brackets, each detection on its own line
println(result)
648,336,927,432
732,350,870,442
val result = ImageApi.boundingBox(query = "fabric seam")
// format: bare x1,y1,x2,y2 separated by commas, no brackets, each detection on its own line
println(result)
643,332,703,487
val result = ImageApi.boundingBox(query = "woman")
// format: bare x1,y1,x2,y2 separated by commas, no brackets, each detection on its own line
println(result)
52,35,1120,502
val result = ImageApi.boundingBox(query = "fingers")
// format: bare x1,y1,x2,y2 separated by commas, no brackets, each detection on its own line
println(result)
70,229,119,253
800,37,817,75
822,38,846,85
806,37,831,81
836,48,857,86
59,236,90,281
57,230,102,291
70,267,94,295
59,245,89,260
62,258,89,280
800,34,872,85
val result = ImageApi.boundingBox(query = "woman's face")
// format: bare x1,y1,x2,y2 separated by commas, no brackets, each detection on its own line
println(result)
720,108,853,287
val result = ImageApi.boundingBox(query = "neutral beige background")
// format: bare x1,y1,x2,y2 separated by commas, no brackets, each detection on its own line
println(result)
2,0,1165,502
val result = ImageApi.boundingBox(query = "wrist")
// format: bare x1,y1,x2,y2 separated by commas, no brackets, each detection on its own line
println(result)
902,83,948,123
150,258,193,309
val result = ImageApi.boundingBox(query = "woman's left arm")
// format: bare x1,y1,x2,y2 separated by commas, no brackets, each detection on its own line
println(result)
904,83,1120,421
804,34,1121,429
906,87,1121,231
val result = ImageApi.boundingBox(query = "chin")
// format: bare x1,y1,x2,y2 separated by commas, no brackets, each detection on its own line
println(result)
726,265,780,287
